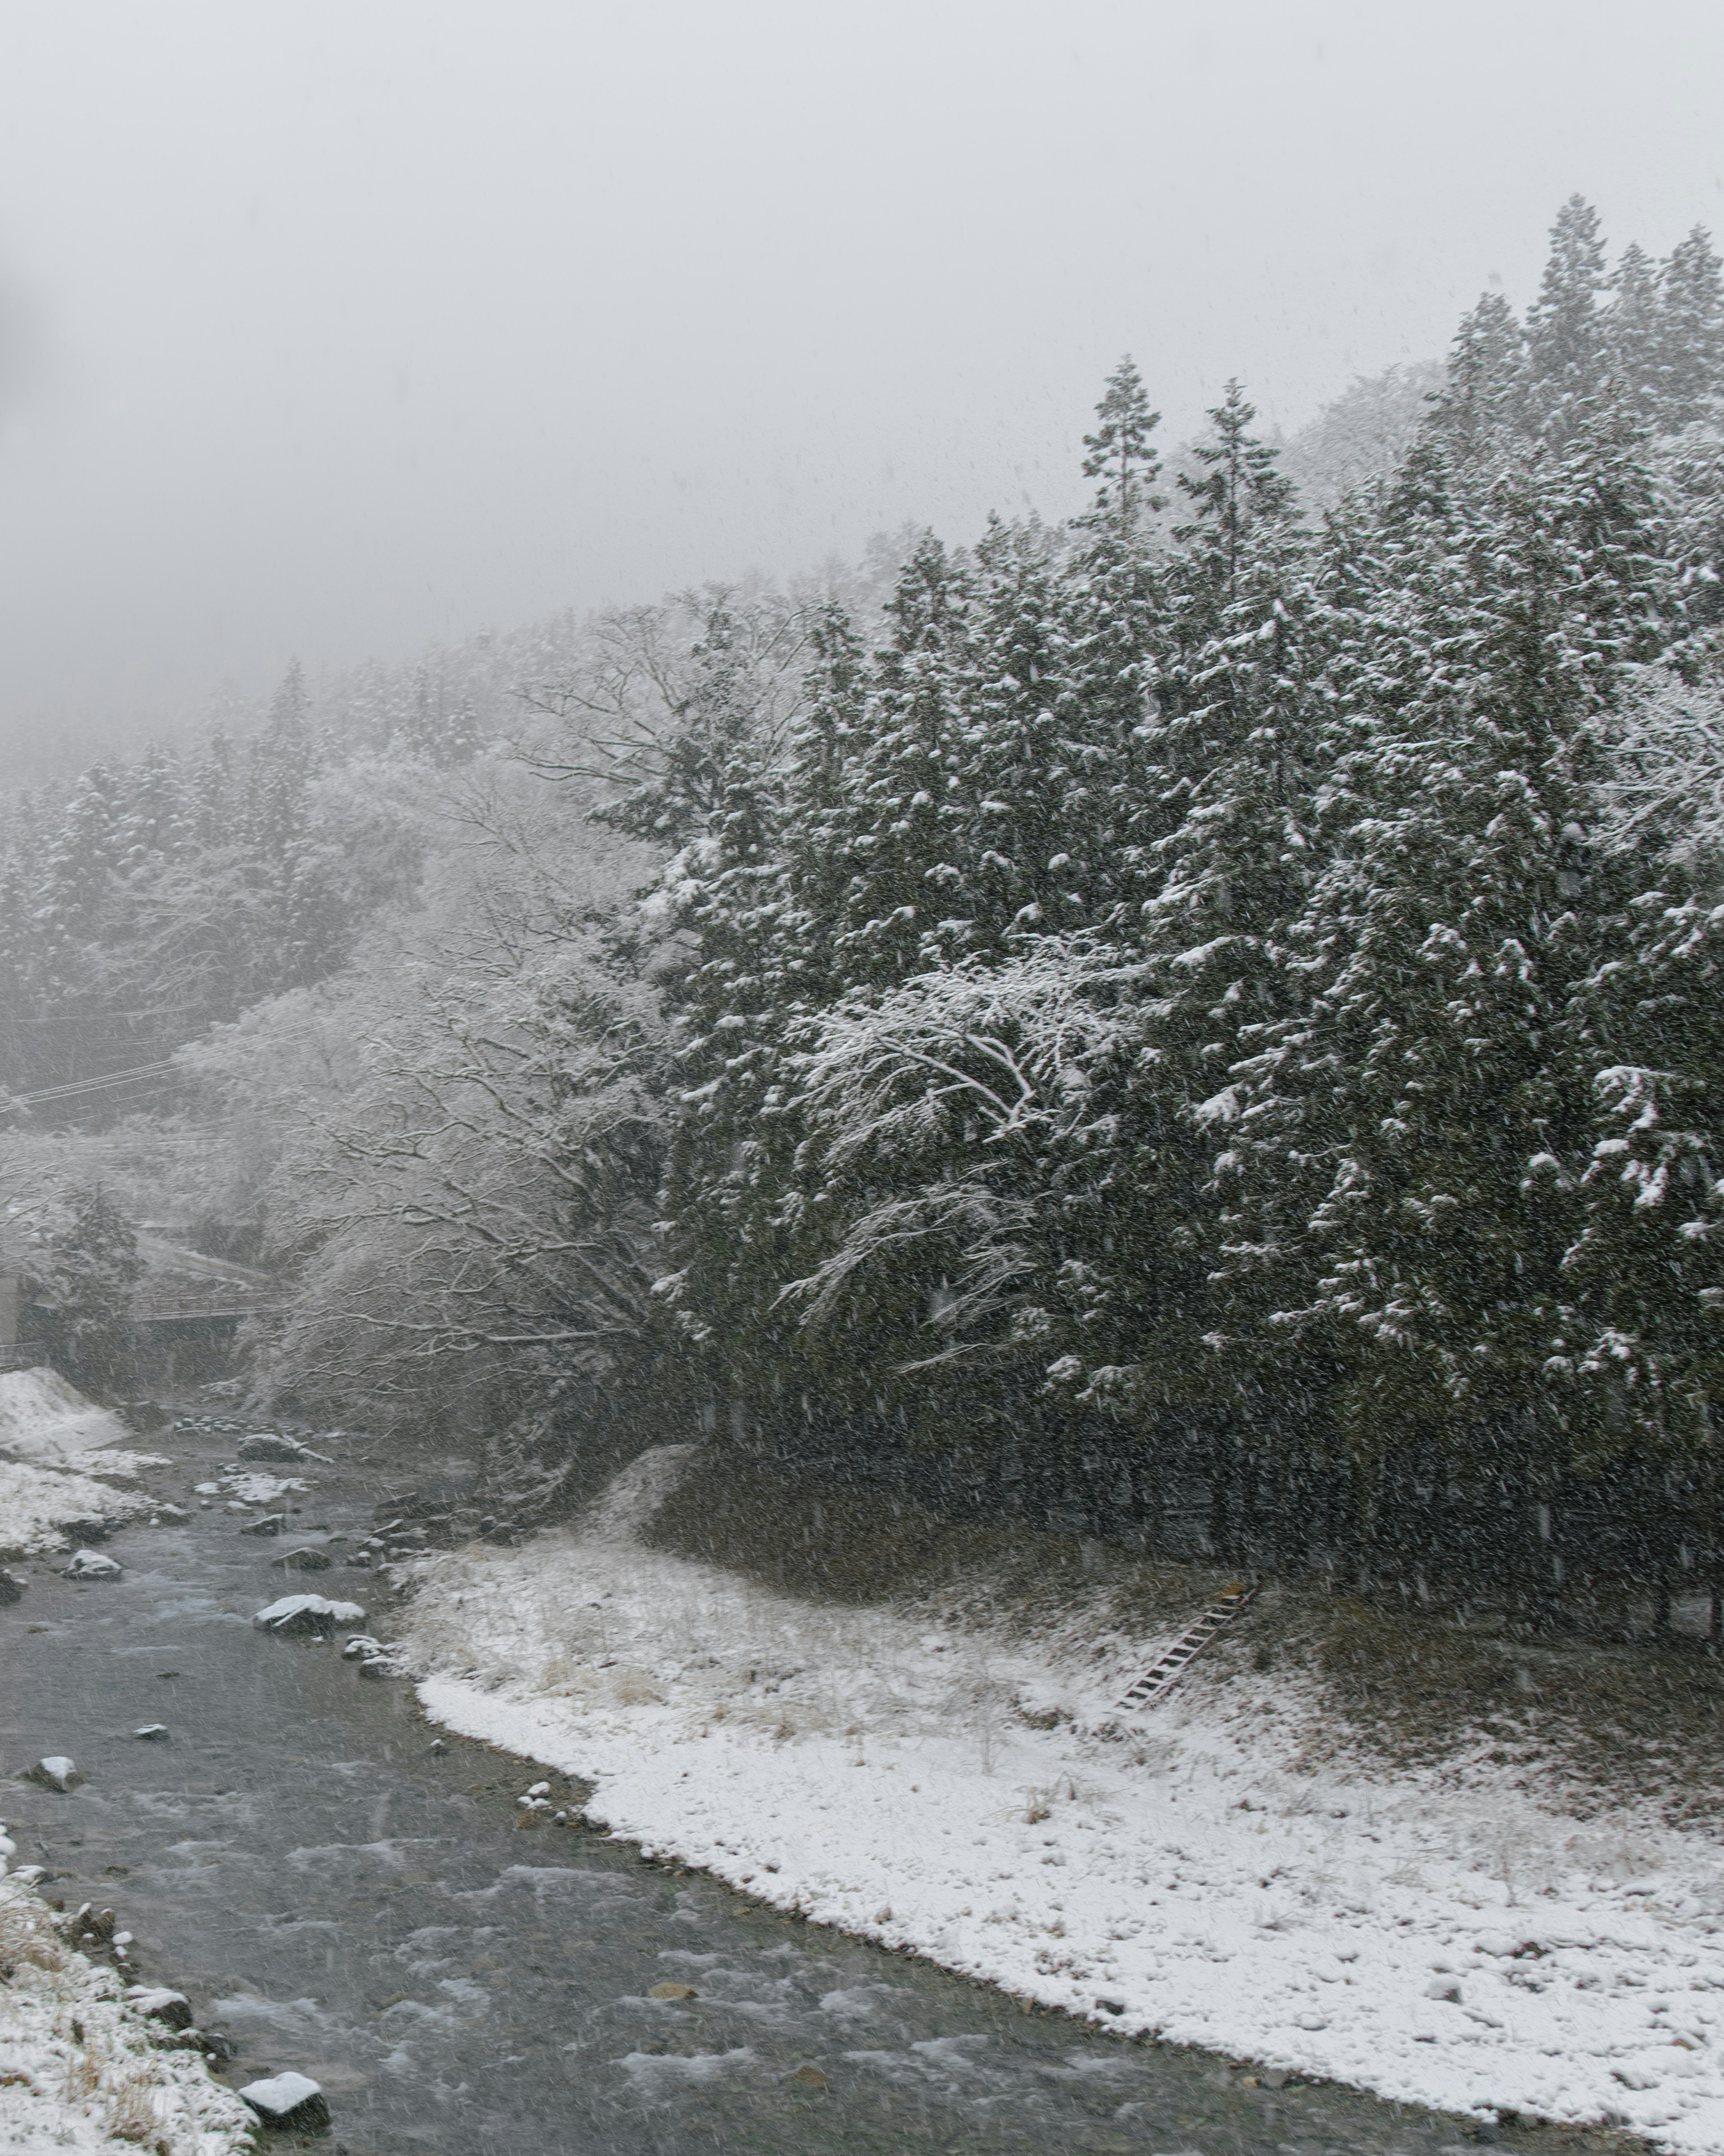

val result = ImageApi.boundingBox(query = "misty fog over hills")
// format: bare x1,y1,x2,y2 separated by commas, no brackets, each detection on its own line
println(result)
12,14,1724,2149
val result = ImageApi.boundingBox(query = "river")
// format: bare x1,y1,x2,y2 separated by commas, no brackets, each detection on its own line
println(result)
1,1418,1630,2156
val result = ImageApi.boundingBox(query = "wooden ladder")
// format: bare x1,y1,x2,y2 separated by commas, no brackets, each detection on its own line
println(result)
1116,1580,1257,1710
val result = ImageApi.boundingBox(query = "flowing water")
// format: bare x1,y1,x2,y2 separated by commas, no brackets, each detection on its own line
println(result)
2,1423,1626,2156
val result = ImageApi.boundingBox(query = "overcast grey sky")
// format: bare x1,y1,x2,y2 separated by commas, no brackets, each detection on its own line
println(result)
3,0,1723,768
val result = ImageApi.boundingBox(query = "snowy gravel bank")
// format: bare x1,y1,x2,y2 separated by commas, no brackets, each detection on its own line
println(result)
0,1370,167,1558
401,1445,1724,2154
0,1868,254,2155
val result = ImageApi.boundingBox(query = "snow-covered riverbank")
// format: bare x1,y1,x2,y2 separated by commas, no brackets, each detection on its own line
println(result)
400,1446,1724,2155
0,1869,253,2155
0,1368,167,1558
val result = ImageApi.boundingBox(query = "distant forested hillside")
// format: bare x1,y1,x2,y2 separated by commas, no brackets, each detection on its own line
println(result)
10,195,1724,1625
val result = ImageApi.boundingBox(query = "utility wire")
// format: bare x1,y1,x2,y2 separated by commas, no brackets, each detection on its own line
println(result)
5,1060,184,1107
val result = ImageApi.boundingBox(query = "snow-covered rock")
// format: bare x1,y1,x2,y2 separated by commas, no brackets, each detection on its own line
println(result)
252,1593,366,1635
124,1985,192,2029
238,1512,286,1536
0,1568,24,1604
30,1756,81,1791
132,1723,171,1741
61,1548,122,1580
268,1546,331,1571
238,2071,330,2130
220,1469,309,1506
236,1432,308,1462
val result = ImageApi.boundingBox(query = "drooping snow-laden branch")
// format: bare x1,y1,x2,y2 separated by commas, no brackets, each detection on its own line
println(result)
787,935,1153,1170
1594,665,1724,866
773,939,1151,1359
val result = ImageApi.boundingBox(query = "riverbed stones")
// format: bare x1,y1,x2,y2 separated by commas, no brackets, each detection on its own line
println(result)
238,2071,330,2131
30,1756,82,1791
252,1593,367,1636
72,1903,116,1943
239,1513,287,1537
60,1549,121,1581
269,1546,331,1572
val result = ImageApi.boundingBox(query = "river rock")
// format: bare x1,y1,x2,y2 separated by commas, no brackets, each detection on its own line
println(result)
0,1569,25,1604
239,1513,287,1537
269,1546,331,1572
125,1985,193,2030
236,1433,308,1463
61,1549,121,1581
30,1756,83,1791
238,2071,330,2131
341,1634,383,1659
132,1723,171,1741
252,1593,367,1636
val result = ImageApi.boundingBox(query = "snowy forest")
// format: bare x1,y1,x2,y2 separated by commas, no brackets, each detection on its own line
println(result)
9,194,1724,1627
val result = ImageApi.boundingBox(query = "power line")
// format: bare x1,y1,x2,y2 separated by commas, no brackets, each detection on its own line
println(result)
5,1060,184,1107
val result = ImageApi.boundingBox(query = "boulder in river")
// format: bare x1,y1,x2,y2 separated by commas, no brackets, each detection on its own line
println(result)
125,1985,193,2030
252,1593,367,1636
132,1723,171,1741
29,1755,82,1791
236,1433,308,1463
239,1513,287,1537
61,1549,122,1581
0,1568,25,1604
238,2071,330,2131
269,1546,331,1572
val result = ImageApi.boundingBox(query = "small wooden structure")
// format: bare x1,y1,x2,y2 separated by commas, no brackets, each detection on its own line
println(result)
1116,1580,1258,1710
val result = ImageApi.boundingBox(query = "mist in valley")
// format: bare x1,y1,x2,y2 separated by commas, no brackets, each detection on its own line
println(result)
10,13,1724,2152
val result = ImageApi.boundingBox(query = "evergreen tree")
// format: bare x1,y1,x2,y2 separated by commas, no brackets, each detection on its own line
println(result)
1661,225,1724,427
1080,355,1163,538
30,1186,144,1393
831,536,977,988
1431,291,1527,465
1524,193,1611,442
1608,242,1666,424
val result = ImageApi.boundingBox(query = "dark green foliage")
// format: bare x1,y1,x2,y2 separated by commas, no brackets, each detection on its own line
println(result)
28,1186,144,1392
607,197,1724,1611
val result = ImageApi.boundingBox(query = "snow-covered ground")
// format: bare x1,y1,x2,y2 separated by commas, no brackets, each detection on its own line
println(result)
0,1866,253,2155
0,1369,168,1557
0,1368,134,1465
400,1445,1724,2154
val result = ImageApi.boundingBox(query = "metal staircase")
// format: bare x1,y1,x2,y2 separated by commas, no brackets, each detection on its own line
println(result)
1117,1580,1257,1710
